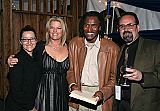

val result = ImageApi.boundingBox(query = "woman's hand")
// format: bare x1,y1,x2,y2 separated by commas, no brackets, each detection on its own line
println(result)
7,55,18,67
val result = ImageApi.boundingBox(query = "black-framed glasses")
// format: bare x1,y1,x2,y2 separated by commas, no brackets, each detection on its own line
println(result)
118,23,137,30
21,37,36,43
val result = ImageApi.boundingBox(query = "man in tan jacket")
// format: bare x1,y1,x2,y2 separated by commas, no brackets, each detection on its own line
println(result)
67,11,119,111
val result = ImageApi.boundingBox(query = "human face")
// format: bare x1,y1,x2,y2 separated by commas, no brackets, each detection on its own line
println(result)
118,15,140,45
83,16,101,43
49,21,63,41
20,31,37,56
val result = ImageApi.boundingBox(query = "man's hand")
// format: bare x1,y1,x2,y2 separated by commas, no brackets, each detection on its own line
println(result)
70,84,79,92
93,91,103,102
7,55,18,67
123,68,143,81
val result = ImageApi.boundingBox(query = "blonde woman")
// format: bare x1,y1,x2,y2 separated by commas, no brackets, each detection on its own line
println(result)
7,17,70,111
34,17,69,111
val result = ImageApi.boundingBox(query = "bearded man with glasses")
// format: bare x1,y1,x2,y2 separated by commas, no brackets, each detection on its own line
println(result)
112,12,160,111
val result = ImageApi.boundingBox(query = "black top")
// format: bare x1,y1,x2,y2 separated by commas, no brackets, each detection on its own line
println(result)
5,48,42,111
34,41,70,111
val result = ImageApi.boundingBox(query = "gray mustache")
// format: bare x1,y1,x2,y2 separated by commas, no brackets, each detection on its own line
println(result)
123,31,131,34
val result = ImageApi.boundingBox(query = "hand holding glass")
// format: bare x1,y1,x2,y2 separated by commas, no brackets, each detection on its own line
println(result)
120,65,132,87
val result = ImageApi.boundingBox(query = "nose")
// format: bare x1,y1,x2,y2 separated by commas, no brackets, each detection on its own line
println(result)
53,28,57,32
123,26,130,31
27,40,32,44
88,25,92,32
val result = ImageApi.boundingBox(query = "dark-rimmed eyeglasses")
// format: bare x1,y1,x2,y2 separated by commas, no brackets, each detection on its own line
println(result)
118,23,137,30
21,37,36,43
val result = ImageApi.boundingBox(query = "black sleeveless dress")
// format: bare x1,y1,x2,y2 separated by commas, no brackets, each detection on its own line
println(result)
35,51,69,111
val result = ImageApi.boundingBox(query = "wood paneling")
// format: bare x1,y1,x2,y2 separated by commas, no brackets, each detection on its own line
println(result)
12,12,22,52
0,0,87,100
0,13,3,100
70,0,78,36
1,0,12,99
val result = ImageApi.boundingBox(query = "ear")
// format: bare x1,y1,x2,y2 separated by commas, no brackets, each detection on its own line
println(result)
137,25,140,32
117,28,119,32
116,25,119,32
19,40,23,45
99,26,101,30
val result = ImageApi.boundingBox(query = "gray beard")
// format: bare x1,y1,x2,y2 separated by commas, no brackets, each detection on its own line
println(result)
123,31,133,43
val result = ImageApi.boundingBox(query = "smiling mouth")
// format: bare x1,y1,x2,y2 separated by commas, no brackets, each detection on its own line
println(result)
86,33,94,35
53,34,58,36
50,33,58,36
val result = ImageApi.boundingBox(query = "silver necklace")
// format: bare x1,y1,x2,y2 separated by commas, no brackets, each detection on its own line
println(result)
49,44,62,51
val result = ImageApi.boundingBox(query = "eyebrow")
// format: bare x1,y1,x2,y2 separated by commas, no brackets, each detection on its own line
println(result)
119,23,136,25
21,36,36,38
84,22,100,25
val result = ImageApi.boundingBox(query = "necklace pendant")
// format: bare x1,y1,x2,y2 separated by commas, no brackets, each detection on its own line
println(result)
49,44,62,51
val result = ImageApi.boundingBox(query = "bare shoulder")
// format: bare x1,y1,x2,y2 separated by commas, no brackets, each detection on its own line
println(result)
61,44,68,53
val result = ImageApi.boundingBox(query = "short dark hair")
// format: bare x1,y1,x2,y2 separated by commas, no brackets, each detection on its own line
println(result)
20,25,37,39
118,12,139,25
79,11,106,38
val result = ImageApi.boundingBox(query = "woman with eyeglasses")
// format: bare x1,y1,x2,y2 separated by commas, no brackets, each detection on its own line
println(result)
5,25,42,111
7,17,70,111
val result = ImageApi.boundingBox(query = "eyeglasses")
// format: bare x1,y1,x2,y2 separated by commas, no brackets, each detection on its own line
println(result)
21,37,36,43
118,23,137,30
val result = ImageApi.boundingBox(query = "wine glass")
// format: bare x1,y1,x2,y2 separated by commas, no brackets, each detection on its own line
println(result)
119,65,131,87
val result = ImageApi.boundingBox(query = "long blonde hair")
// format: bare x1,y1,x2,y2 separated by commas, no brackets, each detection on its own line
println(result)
45,17,68,46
